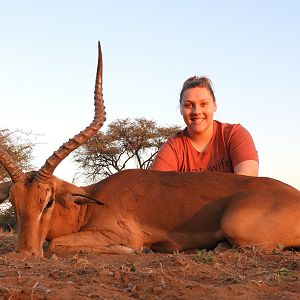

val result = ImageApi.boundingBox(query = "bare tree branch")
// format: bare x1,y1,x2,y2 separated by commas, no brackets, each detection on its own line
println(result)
73,118,181,183
0,128,35,182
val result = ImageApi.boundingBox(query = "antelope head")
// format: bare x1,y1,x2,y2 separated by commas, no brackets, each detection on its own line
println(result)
0,42,106,256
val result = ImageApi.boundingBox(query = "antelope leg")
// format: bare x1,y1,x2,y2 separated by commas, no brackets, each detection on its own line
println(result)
48,231,135,255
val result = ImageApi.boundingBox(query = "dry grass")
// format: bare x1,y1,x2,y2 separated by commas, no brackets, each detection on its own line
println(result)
0,232,300,299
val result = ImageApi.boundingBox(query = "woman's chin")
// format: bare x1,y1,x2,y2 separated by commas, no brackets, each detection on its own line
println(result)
188,125,207,135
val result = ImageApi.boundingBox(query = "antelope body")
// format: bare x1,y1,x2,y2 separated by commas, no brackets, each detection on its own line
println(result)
1,43,300,257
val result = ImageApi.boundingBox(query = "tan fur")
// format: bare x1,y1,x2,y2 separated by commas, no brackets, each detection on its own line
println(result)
4,169,300,257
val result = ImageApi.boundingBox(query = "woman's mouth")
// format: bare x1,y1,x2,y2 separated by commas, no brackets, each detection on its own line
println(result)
190,117,205,124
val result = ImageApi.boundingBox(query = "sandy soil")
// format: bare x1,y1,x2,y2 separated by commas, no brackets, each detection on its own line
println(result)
0,232,300,299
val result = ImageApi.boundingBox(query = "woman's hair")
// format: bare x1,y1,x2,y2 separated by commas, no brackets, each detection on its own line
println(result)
179,76,215,103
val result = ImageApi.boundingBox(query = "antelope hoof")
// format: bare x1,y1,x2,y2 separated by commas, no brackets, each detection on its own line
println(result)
141,247,154,254
214,242,232,253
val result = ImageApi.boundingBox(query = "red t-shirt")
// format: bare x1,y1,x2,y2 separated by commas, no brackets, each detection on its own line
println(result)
151,120,258,173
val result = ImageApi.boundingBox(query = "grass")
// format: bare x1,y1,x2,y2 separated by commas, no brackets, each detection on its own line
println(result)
193,249,213,264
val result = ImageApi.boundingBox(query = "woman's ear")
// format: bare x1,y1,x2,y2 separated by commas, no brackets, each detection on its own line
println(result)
179,102,183,115
214,101,217,112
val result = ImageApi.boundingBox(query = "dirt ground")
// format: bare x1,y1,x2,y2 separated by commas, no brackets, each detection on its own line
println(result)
0,232,300,299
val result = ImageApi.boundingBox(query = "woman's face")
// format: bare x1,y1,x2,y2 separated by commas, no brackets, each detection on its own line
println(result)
180,87,217,136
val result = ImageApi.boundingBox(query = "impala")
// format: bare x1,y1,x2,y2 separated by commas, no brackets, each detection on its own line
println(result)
1,42,300,257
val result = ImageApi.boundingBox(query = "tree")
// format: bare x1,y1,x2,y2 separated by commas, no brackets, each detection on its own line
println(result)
0,128,35,230
0,129,34,182
74,118,181,182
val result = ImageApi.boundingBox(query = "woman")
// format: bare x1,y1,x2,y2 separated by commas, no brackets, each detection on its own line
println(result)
151,76,259,176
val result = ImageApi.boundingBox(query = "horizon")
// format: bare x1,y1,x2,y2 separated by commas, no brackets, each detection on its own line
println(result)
1,1,299,189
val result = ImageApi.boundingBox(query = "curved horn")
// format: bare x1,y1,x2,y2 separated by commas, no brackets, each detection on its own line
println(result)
0,148,25,183
38,41,106,181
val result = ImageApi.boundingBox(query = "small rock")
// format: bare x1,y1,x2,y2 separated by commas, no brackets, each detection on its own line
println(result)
113,271,121,279
152,287,164,295
135,284,144,291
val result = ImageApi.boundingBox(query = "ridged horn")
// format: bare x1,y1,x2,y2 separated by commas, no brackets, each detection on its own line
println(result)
0,148,25,183
37,41,106,181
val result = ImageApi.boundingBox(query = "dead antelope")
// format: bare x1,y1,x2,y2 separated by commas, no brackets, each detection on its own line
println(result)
1,43,300,257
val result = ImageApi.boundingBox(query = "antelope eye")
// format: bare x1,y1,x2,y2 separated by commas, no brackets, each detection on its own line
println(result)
45,199,54,209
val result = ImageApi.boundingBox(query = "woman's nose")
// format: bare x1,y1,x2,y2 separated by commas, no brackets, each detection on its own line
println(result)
192,104,202,114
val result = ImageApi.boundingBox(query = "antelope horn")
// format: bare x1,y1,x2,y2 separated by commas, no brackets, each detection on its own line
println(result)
0,148,25,183
38,41,106,181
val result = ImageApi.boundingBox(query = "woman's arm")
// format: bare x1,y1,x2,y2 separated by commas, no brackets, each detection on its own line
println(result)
151,142,179,171
234,160,259,176
228,124,259,176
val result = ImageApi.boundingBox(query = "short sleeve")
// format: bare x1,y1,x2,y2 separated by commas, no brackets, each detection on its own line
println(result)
227,124,259,168
151,140,179,171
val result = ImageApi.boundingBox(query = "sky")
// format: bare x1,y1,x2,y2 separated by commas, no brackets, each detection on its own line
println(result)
0,0,299,189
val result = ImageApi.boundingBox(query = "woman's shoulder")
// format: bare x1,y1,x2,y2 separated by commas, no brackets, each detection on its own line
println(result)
214,120,254,144
214,120,242,130
165,127,189,149
214,120,247,136
168,127,188,140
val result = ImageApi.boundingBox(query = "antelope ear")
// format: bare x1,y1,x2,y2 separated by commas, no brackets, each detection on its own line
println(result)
0,181,12,204
70,194,105,206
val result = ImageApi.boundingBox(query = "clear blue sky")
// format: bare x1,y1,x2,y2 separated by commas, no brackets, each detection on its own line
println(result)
1,1,299,189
